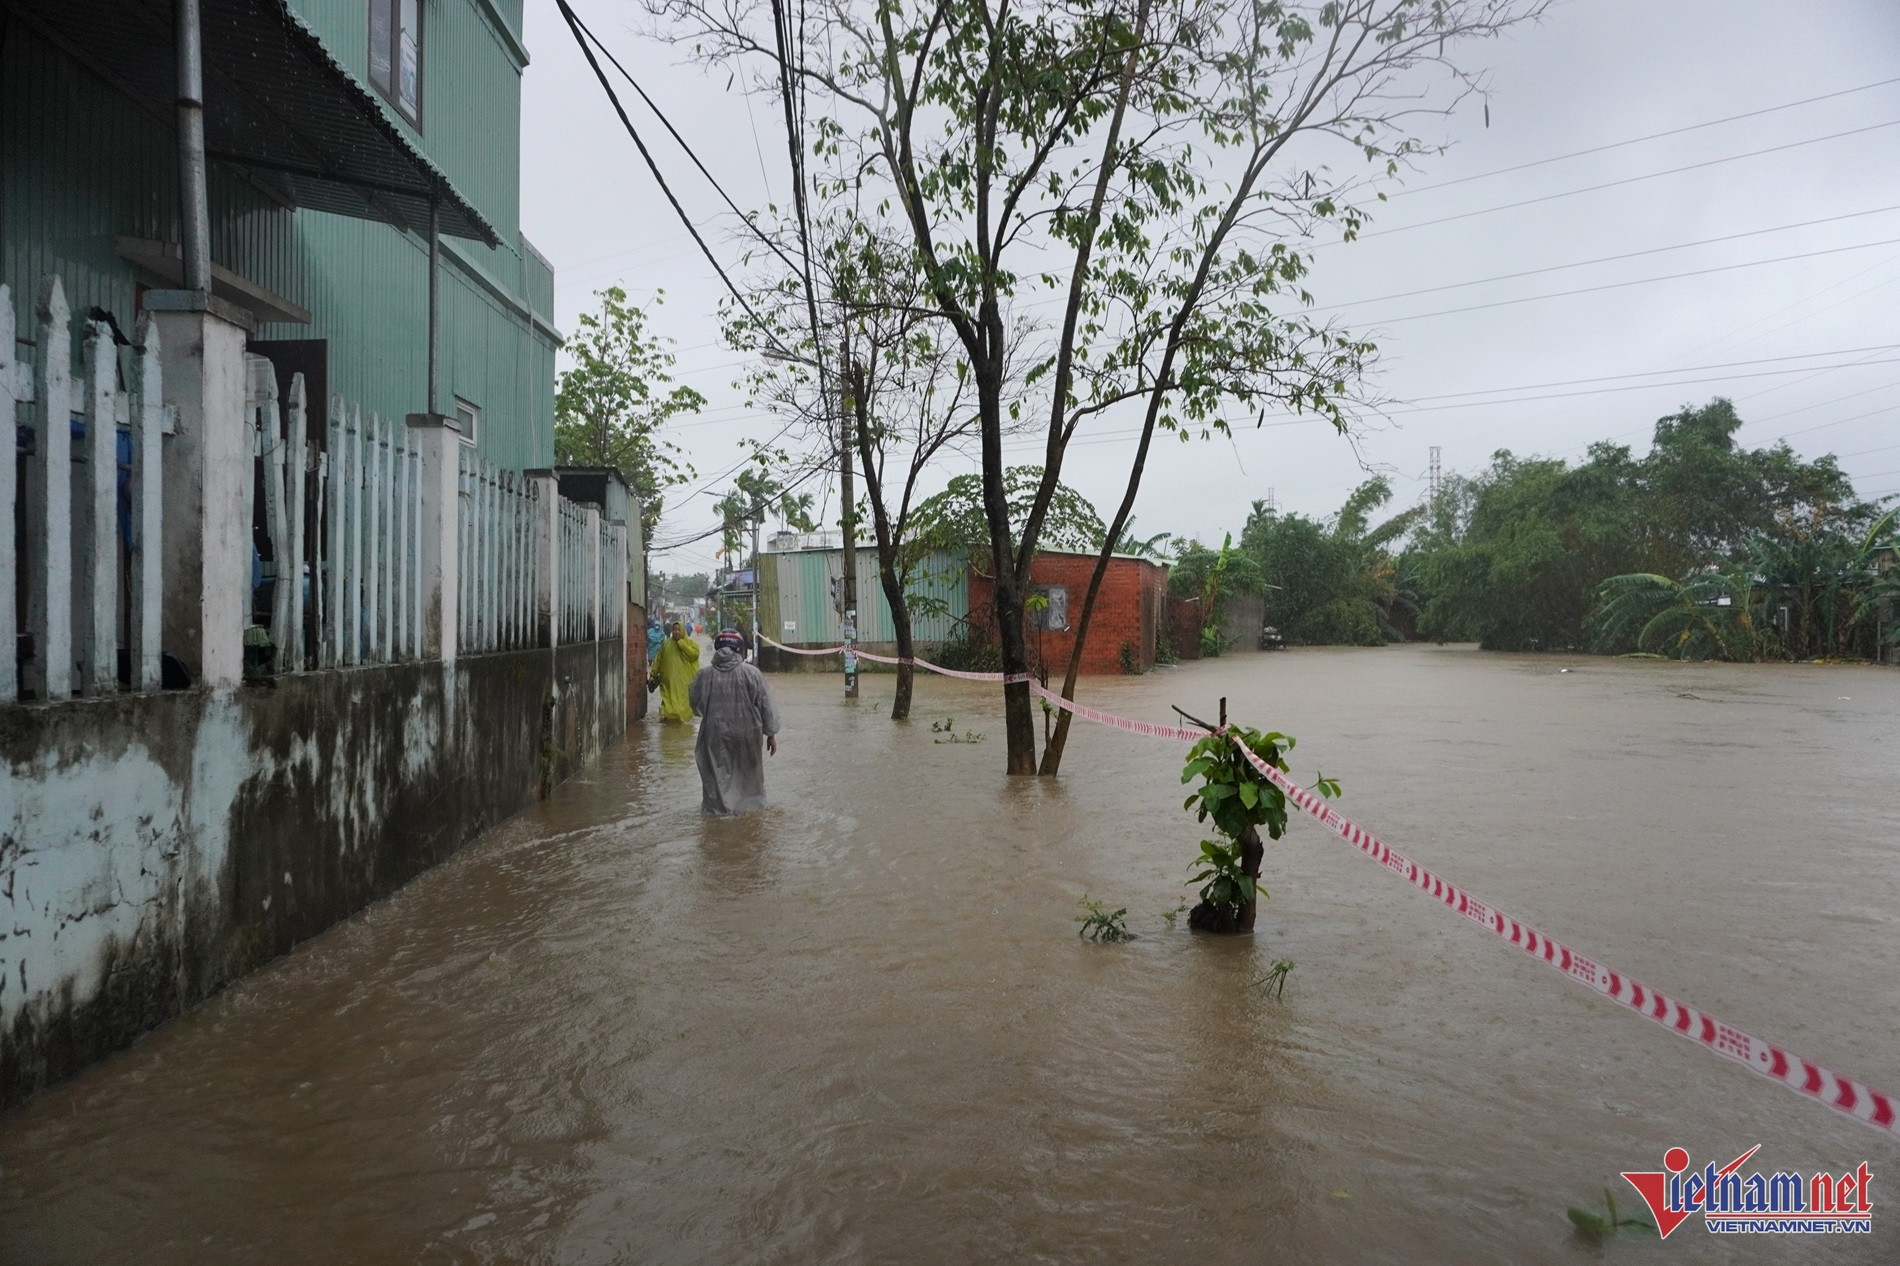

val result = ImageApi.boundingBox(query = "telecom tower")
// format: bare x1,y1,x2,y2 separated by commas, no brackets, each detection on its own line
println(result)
1428,447,1442,504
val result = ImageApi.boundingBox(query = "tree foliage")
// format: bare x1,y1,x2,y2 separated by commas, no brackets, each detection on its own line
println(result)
1407,399,1882,653
909,466,1107,558
554,287,705,546
651,0,1545,773
1237,476,1418,645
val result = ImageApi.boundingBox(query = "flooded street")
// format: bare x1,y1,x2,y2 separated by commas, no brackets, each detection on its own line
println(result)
2,646,1896,1263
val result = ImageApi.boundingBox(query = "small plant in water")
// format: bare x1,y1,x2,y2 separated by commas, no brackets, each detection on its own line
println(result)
1566,1188,1655,1241
1251,958,1295,1000
1160,899,1188,928
1076,895,1133,942
1188,837,1259,910
930,717,985,744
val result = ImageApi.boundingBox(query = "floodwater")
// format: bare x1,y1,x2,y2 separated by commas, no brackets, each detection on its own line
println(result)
2,647,1896,1264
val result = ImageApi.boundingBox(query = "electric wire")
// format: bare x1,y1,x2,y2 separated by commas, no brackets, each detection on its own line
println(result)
1354,118,1900,243
1305,206,1900,314
551,0,792,362
1391,76,1900,198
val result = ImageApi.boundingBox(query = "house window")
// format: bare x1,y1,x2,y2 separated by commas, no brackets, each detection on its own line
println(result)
369,0,423,125
454,398,480,447
1029,585,1069,631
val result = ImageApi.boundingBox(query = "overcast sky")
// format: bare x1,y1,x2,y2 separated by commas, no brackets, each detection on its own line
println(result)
520,0,1900,574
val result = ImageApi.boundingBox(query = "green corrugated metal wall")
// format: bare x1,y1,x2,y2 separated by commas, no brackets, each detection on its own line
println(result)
1,3,556,471
767,550,969,644
286,0,526,250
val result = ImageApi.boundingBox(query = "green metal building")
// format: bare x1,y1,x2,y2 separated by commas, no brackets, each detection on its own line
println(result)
2,0,558,470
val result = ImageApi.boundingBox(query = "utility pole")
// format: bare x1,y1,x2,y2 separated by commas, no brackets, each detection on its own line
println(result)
839,339,859,700
749,509,762,663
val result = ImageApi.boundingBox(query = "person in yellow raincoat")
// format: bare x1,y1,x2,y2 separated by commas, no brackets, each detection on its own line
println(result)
650,620,700,722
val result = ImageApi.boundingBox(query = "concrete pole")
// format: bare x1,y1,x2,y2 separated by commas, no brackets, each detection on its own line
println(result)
528,471,559,649
175,0,212,294
407,413,461,662
150,298,250,688
839,340,858,700
750,512,761,663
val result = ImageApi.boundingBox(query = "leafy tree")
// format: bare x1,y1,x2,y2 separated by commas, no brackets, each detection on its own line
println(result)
909,467,1107,558
555,287,705,556
655,0,1544,775
1167,534,1264,654
725,212,991,720
1241,476,1418,645
1587,570,1762,661
653,571,710,604
1409,399,1878,652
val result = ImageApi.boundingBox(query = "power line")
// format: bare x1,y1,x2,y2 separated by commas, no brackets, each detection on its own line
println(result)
1404,344,1900,405
1306,206,1900,314
1362,235,1900,326
1354,118,1900,243
551,0,791,362
1391,76,1900,199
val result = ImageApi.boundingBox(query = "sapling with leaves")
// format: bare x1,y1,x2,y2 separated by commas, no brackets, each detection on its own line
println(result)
1180,725,1338,932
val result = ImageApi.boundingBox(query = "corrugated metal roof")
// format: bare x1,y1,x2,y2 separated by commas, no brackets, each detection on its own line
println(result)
5,0,497,245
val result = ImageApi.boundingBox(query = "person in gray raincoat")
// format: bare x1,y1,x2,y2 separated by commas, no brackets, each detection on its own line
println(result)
688,629,782,814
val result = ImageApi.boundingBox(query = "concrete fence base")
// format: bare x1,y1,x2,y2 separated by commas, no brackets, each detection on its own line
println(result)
0,639,625,1111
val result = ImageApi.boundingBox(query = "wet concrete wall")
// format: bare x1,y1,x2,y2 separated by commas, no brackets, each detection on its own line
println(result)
0,638,625,1111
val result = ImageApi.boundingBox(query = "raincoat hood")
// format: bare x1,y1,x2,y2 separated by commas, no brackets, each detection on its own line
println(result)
712,646,743,669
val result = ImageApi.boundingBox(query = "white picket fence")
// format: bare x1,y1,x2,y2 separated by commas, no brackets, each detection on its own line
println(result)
3,271,628,702
600,521,626,639
319,395,421,668
458,450,539,654
1,276,165,701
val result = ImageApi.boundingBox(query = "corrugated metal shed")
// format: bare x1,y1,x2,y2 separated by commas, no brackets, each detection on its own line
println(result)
767,549,968,645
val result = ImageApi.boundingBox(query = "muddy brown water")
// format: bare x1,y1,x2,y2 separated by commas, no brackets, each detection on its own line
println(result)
2,647,1896,1264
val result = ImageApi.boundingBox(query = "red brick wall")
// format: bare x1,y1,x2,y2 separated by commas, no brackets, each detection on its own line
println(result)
628,602,649,719
1169,596,1202,661
968,553,1170,674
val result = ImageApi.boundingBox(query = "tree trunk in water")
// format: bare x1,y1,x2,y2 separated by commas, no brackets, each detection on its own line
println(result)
1237,822,1264,933
879,560,915,721
992,576,1038,774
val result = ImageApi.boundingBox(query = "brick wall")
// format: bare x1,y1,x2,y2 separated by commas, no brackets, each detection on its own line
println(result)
968,552,1170,674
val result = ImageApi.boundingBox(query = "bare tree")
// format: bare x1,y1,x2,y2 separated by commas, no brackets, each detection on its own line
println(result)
732,215,992,719
652,0,1546,774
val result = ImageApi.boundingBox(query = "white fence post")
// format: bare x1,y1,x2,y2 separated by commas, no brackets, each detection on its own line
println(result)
408,412,461,662
78,318,118,695
0,287,21,700
346,403,363,666
256,362,289,670
583,505,601,643
323,397,343,668
530,472,558,649
284,373,306,671
27,277,72,700
130,317,164,691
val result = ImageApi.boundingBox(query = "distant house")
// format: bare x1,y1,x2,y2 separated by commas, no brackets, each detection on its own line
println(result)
969,550,1171,674
3,0,560,470
755,543,971,668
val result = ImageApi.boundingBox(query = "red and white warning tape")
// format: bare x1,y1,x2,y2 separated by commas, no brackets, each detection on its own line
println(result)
1027,682,1209,742
753,630,1898,1136
756,634,1032,683
1224,736,1899,1140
